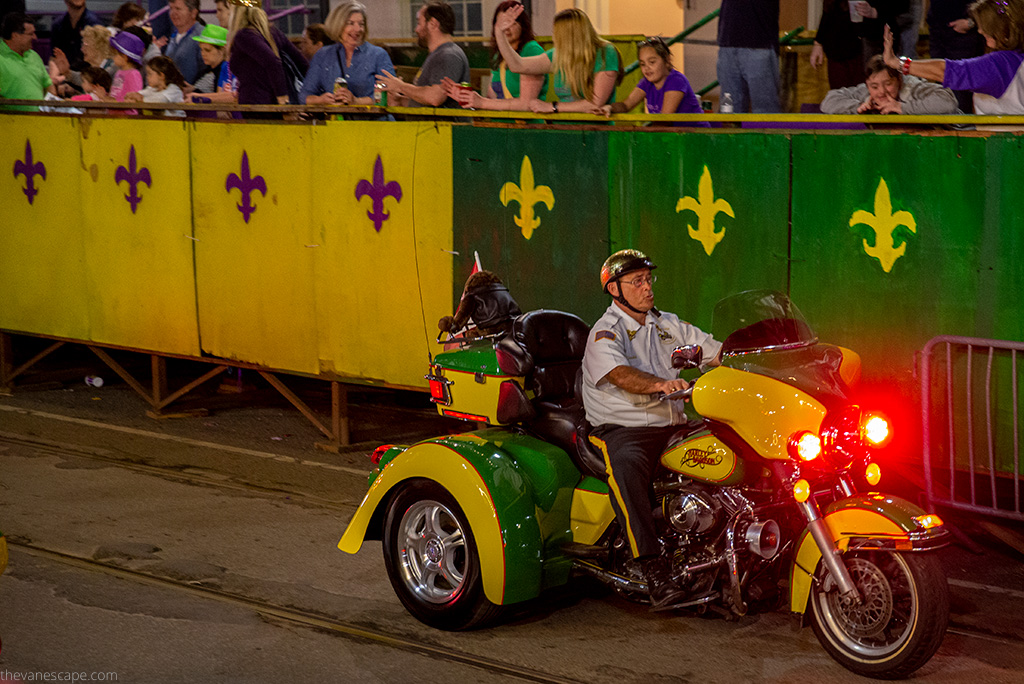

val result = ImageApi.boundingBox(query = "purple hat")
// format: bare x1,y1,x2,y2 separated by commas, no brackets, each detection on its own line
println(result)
110,31,144,64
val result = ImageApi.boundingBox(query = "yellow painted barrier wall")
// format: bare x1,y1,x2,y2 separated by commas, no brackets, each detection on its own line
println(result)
1,116,453,389
1,116,199,355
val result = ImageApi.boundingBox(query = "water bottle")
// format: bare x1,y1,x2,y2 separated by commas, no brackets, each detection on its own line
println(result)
720,92,734,114
85,375,104,388
374,81,387,106
334,76,348,104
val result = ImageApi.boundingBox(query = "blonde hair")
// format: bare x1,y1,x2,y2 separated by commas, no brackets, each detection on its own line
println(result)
971,0,1024,51
551,8,613,101
227,5,279,58
82,24,113,61
324,2,368,44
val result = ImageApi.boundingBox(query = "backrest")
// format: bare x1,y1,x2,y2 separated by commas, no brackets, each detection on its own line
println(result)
508,309,590,402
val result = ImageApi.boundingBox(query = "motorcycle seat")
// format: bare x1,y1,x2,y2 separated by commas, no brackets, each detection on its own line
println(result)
495,310,607,479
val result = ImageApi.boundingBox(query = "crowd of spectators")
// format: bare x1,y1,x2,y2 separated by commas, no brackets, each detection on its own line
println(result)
2,0,1024,122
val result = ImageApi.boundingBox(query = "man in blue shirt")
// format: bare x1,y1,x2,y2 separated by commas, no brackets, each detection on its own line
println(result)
164,0,203,84
51,0,102,68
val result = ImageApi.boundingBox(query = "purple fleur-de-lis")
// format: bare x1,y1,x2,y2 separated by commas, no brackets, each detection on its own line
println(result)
13,140,46,205
225,150,267,223
355,155,402,232
115,145,152,214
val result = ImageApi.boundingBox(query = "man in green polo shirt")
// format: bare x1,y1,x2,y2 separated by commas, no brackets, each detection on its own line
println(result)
0,13,55,109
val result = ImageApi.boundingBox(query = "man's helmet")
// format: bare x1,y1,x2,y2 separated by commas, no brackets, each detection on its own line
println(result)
600,249,657,292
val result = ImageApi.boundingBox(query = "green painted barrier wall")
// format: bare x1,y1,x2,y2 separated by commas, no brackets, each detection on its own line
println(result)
451,127,610,325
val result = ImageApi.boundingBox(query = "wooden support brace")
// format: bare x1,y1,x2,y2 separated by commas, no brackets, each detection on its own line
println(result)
88,345,153,407
258,370,333,441
1,337,65,389
154,365,228,411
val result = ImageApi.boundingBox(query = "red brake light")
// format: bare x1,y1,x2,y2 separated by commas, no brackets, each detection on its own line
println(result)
788,431,821,461
369,444,394,465
863,412,891,447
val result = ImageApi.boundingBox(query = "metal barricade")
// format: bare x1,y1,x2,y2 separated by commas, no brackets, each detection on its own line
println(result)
921,336,1023,521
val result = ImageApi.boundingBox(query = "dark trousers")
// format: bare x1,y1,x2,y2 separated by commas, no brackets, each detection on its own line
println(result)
589,424,680,559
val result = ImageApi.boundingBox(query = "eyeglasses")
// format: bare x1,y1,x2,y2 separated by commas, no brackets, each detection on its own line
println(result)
622,275,656,289
637,36,668,50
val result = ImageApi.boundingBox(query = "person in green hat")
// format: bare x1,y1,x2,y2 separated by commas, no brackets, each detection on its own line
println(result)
186,22,236,104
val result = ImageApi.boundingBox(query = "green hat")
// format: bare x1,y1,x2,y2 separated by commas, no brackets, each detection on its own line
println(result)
193,24,228,47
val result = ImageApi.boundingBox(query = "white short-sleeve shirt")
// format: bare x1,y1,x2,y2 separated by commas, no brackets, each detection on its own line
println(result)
582,303,722,427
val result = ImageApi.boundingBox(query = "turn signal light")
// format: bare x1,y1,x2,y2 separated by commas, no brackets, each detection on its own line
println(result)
914,514,943,529
788,431,822,462
863,412,891,446
865,462,882,486
793,479,811,503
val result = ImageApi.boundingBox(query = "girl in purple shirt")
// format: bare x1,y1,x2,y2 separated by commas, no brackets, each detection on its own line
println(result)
601,36,709,127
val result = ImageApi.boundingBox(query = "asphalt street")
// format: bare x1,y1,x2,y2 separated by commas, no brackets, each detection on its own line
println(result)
0,379,1023,683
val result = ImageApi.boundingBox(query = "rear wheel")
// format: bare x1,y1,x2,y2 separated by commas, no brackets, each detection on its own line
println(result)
382,479,502,630
809,549,949,679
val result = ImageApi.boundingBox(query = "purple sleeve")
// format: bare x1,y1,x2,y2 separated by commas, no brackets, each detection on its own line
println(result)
663,70,704,116
943,51,1024,98
235,29,288,98
637,78,654,100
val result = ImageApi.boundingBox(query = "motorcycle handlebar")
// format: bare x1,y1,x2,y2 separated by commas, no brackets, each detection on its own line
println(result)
658,386,692,402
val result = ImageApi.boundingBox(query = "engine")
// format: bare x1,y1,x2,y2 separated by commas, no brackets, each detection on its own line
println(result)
659,481,781,561
662,484,722,537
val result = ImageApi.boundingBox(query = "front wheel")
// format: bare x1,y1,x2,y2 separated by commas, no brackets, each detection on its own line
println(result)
382,479,502,631
809,549,949,679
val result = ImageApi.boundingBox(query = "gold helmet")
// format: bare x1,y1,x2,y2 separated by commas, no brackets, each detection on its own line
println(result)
600,249,656,292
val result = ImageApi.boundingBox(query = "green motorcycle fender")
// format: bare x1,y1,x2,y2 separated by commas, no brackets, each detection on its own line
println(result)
789,493,948,613
338,430,580,606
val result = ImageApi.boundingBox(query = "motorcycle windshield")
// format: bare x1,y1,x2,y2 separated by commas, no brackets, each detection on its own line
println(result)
711,290,817,356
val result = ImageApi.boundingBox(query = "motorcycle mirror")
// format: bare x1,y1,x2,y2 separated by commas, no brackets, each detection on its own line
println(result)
672,345,703,370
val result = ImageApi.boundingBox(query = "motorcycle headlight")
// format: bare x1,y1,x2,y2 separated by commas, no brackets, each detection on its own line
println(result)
821,406,874,469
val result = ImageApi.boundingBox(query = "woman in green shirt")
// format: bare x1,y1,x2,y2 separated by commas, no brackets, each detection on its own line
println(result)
443,0,547,111
493,4,621,115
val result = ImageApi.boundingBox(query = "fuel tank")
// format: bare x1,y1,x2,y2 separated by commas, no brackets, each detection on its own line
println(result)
660,432,746,485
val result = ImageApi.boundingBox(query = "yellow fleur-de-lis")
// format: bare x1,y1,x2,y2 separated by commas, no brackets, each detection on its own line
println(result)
849,178,917,273
500,155,555,240
676,165,734,256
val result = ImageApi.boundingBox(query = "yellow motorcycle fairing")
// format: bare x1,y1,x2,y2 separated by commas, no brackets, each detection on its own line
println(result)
691,366,827,461
789,494,945,613
338,440,508,605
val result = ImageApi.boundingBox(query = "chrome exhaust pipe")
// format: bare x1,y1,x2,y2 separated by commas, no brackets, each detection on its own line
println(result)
571,559,647,593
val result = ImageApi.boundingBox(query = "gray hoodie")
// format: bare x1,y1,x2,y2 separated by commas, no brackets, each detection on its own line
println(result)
821,75,959,115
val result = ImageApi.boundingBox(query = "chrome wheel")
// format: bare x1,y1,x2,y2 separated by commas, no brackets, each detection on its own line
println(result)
382,480,502,630
397,499,467,604
819,556,908,654
809,549,949,678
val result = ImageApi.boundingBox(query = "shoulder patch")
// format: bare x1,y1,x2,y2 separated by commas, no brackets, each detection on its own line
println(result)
594,330,616,342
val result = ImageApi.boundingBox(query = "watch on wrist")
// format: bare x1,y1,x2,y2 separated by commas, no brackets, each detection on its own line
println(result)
552,101,558,114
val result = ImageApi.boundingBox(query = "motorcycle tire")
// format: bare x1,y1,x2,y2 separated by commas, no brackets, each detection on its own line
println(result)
382,479,503,631
808,549,949,680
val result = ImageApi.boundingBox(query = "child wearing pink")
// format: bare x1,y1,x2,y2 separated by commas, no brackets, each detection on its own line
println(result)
107,31,146,113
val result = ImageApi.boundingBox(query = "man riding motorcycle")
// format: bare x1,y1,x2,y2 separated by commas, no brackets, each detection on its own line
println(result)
581,249,722,609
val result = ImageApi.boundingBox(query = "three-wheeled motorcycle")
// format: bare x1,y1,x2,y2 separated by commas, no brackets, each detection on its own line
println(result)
339,290,950,679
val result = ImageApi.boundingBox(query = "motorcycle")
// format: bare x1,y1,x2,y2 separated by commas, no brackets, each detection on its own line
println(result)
338,290,951,679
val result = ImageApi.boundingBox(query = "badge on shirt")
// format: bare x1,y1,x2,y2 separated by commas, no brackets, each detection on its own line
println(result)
655,324,674,342
594,330,616,342
627,329,638,341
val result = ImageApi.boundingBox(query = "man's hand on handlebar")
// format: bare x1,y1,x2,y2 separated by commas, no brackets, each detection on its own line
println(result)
655,378,690,395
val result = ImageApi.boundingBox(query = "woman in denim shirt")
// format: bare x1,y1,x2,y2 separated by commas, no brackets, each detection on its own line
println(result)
300,1,394,106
